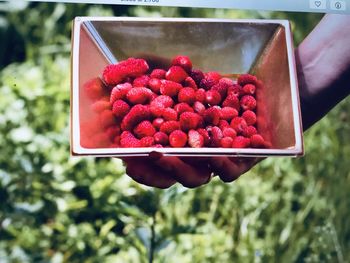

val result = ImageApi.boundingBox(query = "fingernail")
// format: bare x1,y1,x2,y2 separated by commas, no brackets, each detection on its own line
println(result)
148,151,163,161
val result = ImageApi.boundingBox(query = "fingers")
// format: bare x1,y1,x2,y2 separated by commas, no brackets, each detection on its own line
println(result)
210,157,260,183
155,156,212,188
122,157,176,189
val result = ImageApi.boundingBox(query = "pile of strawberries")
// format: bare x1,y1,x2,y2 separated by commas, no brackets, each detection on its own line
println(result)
81,55,268,149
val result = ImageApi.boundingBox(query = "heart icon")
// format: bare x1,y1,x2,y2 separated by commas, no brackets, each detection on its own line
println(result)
315,1,322,7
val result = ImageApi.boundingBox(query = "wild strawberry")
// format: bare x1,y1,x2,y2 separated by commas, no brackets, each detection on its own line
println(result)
126,87,152,105
178,87,196,105
150,102,165,118
160,121,180,134
208,126,223,147
183,76,198,90
172,55,193,73
203,107,221,126
188,130,204,148
205,90,222,105
250,134,265,148
140,136,155,147
242,126,258,137
242,110,257,126
240,95,256,111
152,118,165,130
218,77,234,87
154,132,169,145
221,137,234,148
84,78,106,100
162,107,178,121
227,84,242,97
193,101,206,115
91,100,111,113
166,66,189,83
211,83,227,98
105,126,121,140
232,136,250,148
152,95,174,108
112,99,130,119
237,74,257,86
110,83,132,104
220,107,238,121
134,120,156,138
190,69,205,85
121,104,151,131
160,80,182,97
242,84,256,95
120,131,141,148
169,130,188,147
195,88,206,103
103,58,149,86
230,117,248,134
179,112,202,131
222,127,237,139
222,93,240,110
133,75,150,87
200,77,216,90
150,68,166,79
148,78,162,93
99,110,116,129
174,103,194,115
197,128,210,146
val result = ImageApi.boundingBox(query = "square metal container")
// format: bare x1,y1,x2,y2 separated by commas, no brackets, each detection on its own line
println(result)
71,17,303,157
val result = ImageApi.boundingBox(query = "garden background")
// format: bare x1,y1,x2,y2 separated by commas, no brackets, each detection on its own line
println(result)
0,2,349,262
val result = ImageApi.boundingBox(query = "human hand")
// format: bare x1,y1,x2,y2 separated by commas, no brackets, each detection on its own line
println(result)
122,154,259,188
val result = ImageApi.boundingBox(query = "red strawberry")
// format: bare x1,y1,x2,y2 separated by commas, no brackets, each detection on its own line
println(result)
188,130,204,148
160,121,180,135
208,126,223,147
250,134,265,148
169,130,188,147
242,110,257,126
178,87,196,105
160,80,182,97
154,132,169,145
126,87,152,105
99,110,116,129
103,58,149,86
120,131,141,148
222,127,237,139
183,76,198,90
205,90,222,105
203,107,220,126
197,128,210,146
166,66,189,83
232,136,250,148
152,118,165,130
162,107,178,121
174,103,194,115
134,120,156,138
218,77,234,87
195,88,206,103
237,74,257,86
121,104,151,131
190,69,205,85
242,84,256,95
150,102,165,118
211,83,227,98
227,84,242,97
133,75,150,87
230,117,248,134
221,137,234,148
110,83,132,104
171,55,193,73
179,112,202,131
84,78,106,100
242,126,258,137
112,99,130,119
150,68,166,79
193,101,206,115
148,78,162,93
91,100,111,113
152,95,174,108
240,95,257,111
220,107,238,121
140,136,155,147
222,93,240,110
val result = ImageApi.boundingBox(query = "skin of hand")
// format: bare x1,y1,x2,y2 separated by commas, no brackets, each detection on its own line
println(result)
122,14,350,189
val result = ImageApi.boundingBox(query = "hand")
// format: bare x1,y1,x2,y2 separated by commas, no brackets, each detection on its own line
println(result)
122,154,259,188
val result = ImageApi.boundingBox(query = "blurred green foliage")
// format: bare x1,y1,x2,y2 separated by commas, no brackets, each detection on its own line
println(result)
0,2,349,262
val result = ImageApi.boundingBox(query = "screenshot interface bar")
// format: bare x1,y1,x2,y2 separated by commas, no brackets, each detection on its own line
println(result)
25,0,349,14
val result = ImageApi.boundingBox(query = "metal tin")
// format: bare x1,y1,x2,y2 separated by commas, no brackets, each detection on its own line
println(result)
71,17,303,157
